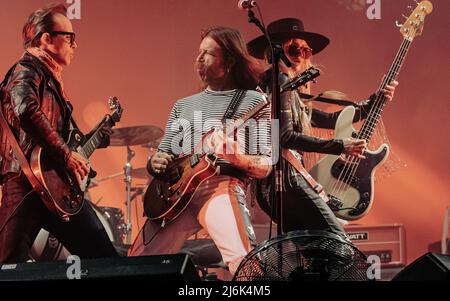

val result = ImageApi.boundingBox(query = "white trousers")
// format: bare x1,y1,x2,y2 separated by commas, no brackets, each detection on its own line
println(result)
128,176,256,275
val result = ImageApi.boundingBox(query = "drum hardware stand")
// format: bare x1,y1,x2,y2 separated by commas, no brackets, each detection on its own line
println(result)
124,145,135,244
130,185,146,232
108,124,164,244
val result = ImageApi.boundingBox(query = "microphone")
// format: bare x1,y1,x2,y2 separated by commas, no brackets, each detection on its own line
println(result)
238,0,257,10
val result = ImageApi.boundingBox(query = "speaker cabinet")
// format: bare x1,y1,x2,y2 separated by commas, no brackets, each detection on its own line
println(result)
0,254,199,281
392,252,450,281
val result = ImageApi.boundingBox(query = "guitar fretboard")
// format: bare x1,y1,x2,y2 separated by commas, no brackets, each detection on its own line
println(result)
357,36,414,142
82,116,115,158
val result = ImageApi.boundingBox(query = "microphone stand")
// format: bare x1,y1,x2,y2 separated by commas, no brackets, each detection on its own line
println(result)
246,8,290,237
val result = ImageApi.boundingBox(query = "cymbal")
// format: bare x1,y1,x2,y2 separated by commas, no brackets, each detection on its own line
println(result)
140,138,162,149
110,125,164,146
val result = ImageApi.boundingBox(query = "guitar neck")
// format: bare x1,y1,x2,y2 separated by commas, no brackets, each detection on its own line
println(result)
81,116,114,158
357,37,413,142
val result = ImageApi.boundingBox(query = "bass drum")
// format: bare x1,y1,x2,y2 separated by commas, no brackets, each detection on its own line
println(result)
29,202,119,261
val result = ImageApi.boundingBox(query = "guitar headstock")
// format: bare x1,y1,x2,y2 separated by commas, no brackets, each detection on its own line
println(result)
304,66,321,81
108,96,123,123
398,1,433,40
281,66,321,92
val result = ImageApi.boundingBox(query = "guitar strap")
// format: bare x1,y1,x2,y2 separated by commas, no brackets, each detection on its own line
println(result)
281,149,330,204
222,89,246,123
0,65,56,216
216,89,247,180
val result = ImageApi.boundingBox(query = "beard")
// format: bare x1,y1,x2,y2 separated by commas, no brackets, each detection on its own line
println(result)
195,62,207,81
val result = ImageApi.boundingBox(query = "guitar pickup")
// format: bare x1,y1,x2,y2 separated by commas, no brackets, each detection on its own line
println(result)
168,168,181,184
189,155,200,167
331,163,360,187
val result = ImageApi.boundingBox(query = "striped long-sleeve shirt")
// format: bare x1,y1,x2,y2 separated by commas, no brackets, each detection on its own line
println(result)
158,89,272,161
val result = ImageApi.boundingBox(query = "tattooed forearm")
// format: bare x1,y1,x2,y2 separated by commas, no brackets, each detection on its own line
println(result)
227,155,272,179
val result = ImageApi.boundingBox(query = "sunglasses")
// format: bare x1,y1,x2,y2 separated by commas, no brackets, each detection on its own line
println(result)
49,31,76,46
287,44,313,59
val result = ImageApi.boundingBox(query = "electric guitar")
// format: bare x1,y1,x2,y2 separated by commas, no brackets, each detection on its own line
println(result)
309,1,433,220
143,98,269,226
30,97,123,220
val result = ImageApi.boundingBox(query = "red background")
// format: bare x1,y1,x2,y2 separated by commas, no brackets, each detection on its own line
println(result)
1,0,449,265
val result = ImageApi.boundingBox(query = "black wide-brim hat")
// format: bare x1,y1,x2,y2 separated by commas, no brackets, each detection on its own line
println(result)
247,18,330,59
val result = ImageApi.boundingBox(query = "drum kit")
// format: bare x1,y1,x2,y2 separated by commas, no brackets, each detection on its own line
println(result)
29,125,164,261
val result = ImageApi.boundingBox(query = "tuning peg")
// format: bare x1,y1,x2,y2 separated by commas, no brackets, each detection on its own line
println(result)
395,20,403,28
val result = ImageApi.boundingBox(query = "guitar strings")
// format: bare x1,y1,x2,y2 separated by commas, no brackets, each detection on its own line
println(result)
330,37,410,199
333,36,412,206
332,32,414,210
329,27,416,213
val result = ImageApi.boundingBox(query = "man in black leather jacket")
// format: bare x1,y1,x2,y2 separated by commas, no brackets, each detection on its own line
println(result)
0,4,118,263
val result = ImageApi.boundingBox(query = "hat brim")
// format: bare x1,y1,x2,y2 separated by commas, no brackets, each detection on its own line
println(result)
247,31,330,59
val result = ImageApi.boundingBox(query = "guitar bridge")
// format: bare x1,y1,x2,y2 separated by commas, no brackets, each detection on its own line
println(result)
327,195,344,212
207,154,217,165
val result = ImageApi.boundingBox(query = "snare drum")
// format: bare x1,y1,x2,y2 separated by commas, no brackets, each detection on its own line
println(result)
29,202,122,261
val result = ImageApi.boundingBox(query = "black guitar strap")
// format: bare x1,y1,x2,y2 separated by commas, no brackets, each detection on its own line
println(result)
222,89,247,123
216,89,248,179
